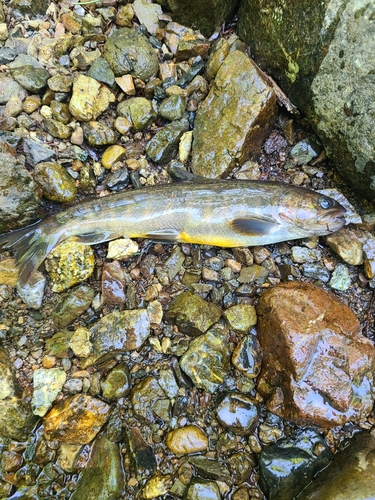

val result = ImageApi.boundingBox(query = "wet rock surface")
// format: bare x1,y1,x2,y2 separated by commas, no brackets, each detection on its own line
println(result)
0,143,39,232
259,429,332,500
44,394,111,444
298,431,375,500
70,432,124,500
0,347,37,441
0,1,375,499
165,291,222,336
257,282,375,427
192,50,277,178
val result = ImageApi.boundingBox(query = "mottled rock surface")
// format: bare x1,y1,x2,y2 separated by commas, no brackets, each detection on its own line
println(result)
0,143,39,232
44,394,111,444
257,282,375,427
180,328,231,392
70,433,124,500
191,50,277,178
82,303,160,367
238,0,375,199
0,347,37,440
103,27,159,80
165,291,222,336
45,240,95,292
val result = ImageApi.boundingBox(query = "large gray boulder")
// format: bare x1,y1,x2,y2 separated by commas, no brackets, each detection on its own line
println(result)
238,0,375,199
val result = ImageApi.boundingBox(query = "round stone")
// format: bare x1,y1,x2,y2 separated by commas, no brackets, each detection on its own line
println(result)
166,425,208,455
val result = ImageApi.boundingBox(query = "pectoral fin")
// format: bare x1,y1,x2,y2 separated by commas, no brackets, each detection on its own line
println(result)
229,217,280,236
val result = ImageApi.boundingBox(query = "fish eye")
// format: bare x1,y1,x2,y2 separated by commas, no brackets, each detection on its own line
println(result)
319,196,334,210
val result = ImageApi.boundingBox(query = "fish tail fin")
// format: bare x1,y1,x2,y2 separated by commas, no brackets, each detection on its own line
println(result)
0,220,61,286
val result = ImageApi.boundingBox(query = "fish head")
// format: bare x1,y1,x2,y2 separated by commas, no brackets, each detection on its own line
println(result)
278,187,346,236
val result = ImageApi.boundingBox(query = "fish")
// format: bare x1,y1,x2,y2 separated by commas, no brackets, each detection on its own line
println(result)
0,177,346,287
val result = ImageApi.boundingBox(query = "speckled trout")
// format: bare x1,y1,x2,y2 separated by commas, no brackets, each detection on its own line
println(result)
0,179,345,286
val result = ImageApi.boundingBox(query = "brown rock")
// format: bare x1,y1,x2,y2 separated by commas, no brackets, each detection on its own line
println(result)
44,394,111,444
325,228,364,265
102,260,126,304
256,282,375,427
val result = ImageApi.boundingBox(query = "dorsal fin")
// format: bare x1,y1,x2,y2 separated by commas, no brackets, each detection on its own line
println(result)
168,164,211,183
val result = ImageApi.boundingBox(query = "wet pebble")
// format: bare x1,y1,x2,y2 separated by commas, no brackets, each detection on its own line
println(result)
17,270,46,309
0,347,37,441
232,334,262,378
184,480,221,500
52,285,95,329
69,433,124,500
87,57,115,88
33,161,77,203
23,137,55,166
101,145,126,169
188,456,231,482
50,100,71,124
291,246,321,263
9,54,49,92
45,240,95,292
69,327,92,358
259,429,331,500
288,139,319,166
31,368,66,416
238,264,269,284
117,96,157,131
82,120,118,146
101,361,131,400
107,238,139,260
159,94,186,121
165,245,185,281
126,426,156,476
166,425,208,455
180,328,231,392
69,74,115,121
43,118,71,139
226,452,255,484
44,394,111,444
131,376,171,424
83,305,157,366
325,228,363,265
328,263,351,290
102,260,126,305
141,475,172,499
165,291,222,336
103,27,159,80
146,115,190,163
302,263,331,283
223,304,257,332
215,393,259,435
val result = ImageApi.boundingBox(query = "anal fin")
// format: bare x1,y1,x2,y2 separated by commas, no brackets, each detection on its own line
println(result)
143,228,180,243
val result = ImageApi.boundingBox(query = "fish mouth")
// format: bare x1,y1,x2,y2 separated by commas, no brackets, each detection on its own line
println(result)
324,213,346,232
